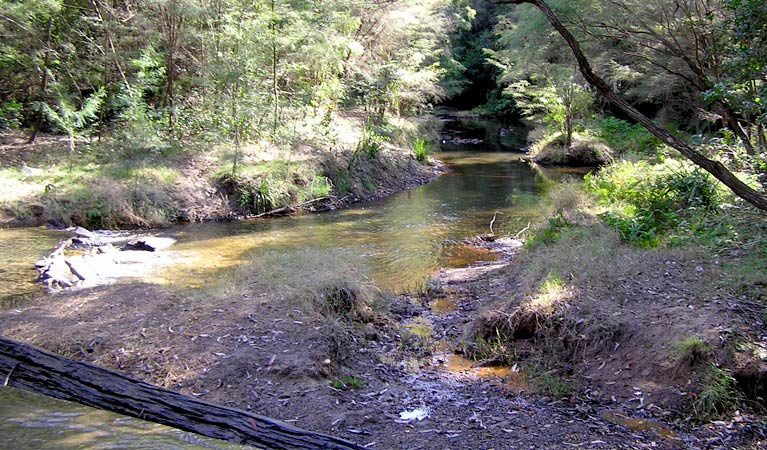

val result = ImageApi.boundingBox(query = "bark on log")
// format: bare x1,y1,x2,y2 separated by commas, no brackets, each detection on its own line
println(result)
494,0,767,212
0,336,364,450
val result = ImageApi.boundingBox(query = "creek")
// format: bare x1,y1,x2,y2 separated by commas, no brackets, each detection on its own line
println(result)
0,116,566,448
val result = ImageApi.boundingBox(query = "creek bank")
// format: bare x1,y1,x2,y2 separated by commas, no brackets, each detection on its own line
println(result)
0,117,445,229
3,231,764,449
429,229,767,449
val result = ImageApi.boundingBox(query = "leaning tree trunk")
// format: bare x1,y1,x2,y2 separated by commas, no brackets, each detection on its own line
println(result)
496,0,767,212
0,336,364,450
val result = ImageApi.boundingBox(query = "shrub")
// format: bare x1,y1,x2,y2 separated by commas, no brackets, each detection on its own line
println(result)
586,160,721,247
598,116,662,156
412,138,430,162
0,100,23,130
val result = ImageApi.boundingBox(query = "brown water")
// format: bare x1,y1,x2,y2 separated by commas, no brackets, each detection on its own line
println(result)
158,150,550,293
0,387,256,449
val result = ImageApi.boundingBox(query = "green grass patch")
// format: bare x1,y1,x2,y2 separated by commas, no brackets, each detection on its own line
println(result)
331,375,365,390
524,216,573,249
597,116,663,156
524,366,574,399
695,365,738,419
412,138,430,162
674,336,712,364
216,159,332,215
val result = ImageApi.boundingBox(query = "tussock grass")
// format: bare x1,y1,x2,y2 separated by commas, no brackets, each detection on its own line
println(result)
213,247,379,323
530,132,613,166
674,336,712,366
695,366,738,419
468,224,676,368
199,247,385,362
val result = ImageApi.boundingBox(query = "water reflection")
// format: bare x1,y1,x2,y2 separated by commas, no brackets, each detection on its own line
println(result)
0,388,256,450
161,151,550,293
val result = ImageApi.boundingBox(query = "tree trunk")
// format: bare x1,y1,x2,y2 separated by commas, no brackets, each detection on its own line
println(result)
0,336,364,450
28,17,54,144
496,0,767,212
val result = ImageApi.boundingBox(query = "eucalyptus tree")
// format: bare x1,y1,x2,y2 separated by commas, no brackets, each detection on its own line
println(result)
494,0,767,211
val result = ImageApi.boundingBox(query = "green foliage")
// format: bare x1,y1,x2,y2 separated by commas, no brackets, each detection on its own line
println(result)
598,117,662,156
525,367,574,399
357,124,387,160
695,366,738,419
674,336,712,363
412,137,430,162
586,160,722,247
333,169,351,196
0,100,23,130
524,216,572,249
332,375,364,390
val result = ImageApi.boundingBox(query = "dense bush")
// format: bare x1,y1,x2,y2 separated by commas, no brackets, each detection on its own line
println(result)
598,117,663,156
586,160,721,247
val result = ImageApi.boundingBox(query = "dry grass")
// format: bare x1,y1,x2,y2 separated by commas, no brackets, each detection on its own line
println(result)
467,223,714,382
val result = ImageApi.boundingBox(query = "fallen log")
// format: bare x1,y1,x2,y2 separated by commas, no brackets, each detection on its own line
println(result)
0,336,364,449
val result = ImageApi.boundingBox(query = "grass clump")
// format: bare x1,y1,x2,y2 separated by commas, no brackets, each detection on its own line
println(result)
524,216,572,249
532,370,574,400
228,247,378,323
695,365,738,419
356,124,386,160
331,375,364,390
674,336,712,365
530,132,613,166
216,160,332,215
469,326,517,366
412,138,430,162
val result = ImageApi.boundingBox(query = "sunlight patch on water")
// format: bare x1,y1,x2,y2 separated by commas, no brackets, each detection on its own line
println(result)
440,354,529,392
602,412,683,446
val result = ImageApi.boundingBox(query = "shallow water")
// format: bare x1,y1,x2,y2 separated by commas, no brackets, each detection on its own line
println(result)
158,150,550,293
0,227,66,308
0,388,256,450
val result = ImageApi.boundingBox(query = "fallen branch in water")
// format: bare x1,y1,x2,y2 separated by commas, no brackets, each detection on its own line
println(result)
251,196,331,218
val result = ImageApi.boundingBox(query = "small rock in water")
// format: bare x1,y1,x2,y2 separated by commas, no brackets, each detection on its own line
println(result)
121,237,176,252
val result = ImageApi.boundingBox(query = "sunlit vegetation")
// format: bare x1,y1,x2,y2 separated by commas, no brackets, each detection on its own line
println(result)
0,0,462,226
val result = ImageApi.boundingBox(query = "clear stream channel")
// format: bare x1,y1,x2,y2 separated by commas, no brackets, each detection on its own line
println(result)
0,117,578,448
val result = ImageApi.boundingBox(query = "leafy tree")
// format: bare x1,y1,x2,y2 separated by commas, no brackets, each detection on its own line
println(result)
40,84,105,168
496,0,767,212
